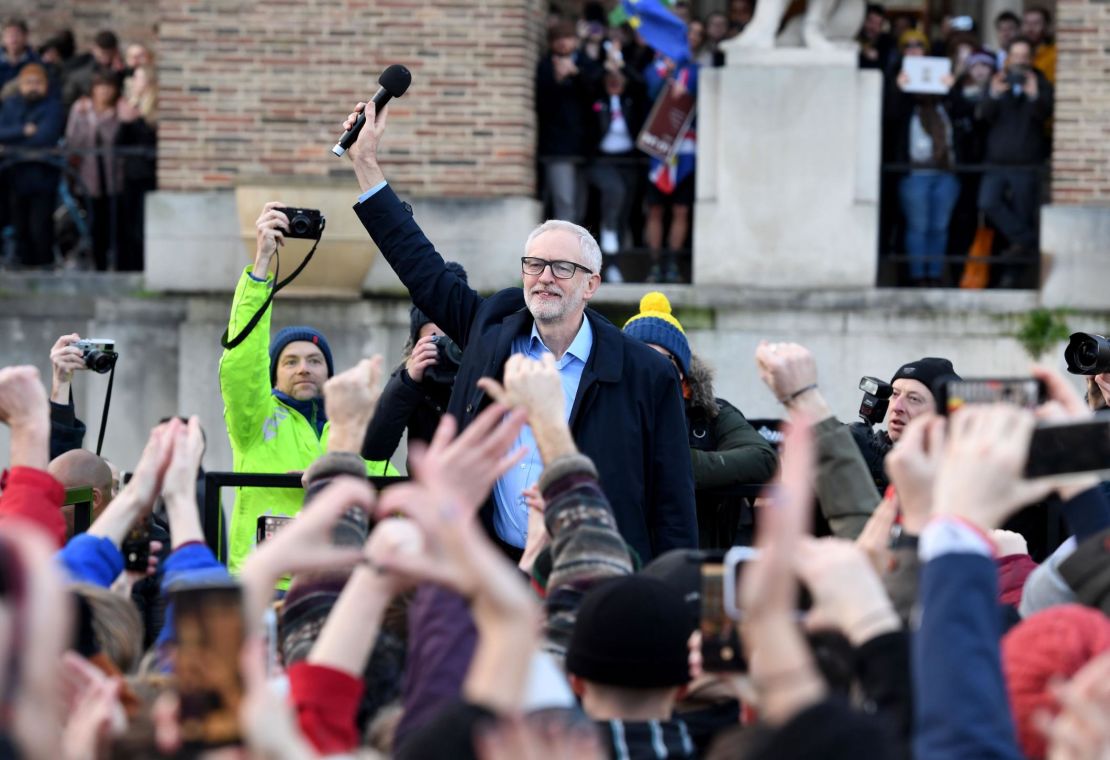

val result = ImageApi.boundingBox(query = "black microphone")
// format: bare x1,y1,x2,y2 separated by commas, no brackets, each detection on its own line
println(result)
332,64,412,157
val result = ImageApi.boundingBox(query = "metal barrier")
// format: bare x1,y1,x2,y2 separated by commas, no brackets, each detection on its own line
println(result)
202,472,407,564
0,145,158,272
64,486,94,535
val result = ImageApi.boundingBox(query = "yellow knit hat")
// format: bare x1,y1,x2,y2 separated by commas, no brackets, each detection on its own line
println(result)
622,292,691,374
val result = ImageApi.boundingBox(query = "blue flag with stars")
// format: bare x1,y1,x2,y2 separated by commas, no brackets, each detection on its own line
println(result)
622,0,690,63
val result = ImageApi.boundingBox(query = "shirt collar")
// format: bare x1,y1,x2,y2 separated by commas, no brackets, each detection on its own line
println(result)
528,314,594,365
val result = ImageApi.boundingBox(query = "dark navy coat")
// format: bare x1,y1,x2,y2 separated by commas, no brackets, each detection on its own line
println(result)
354,185,697,560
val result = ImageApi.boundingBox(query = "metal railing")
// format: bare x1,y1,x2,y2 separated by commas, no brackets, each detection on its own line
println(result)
0,144,157,272
202,472,407,564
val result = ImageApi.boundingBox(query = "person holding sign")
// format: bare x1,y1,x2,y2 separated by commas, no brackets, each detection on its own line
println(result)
888,30,959,287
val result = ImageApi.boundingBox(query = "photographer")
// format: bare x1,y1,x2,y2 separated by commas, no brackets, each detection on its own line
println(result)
850,358,960,491
756,343,959,536
48,333,91,459
361,261,468,467
219,201,397,577
978,36,1053,285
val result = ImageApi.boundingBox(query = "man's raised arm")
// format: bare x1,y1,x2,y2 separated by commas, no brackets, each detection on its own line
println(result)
218,202,288,449
341,101,485,349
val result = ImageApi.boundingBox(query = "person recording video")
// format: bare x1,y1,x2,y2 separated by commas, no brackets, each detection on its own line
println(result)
361,261,468,467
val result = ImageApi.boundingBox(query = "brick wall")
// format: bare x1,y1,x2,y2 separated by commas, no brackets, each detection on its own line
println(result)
0,1,157,54
153,0,543,196
4,0,543,198
1051,0,1110,204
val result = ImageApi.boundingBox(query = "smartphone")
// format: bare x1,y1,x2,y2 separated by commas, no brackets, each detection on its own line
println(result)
122,515,152,572
934,378,1047,416
255,514,294,545
699,552,746,672
1024,416,1110,479
173,582,245,749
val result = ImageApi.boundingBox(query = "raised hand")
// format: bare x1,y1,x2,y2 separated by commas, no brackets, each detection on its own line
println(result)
404,403,527,516
933,405,1057,532
252,202,290,277
0,365,50,469
884,414,945,534
478,353,565,424
49,334,86,401
323,356,384,453
405,334,439,383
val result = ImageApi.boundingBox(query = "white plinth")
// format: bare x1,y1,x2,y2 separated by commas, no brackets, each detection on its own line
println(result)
694,52,882,288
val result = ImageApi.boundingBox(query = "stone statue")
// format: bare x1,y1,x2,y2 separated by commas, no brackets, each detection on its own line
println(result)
730,0,864,51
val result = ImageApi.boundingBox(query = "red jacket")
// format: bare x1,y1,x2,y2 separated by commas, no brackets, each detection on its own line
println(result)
0,467,66,548
997,554,1038,607
287,661,364,755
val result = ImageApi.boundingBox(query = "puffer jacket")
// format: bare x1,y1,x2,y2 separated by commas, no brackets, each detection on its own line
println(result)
219,267,397,575
685,356,777,548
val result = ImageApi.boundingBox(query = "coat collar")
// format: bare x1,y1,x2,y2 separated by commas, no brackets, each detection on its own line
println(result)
495,306,623,383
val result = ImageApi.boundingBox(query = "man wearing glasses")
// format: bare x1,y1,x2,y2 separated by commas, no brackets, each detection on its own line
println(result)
344,102,696,562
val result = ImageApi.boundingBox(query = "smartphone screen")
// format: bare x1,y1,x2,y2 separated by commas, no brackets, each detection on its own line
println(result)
255,514,294,545
699,562,746,672
173,583,245,749
1025,417,1110,478
937,378,1046,416
121,515,152,572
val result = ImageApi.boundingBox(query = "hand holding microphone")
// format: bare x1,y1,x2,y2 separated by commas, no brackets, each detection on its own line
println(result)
332,64,411,157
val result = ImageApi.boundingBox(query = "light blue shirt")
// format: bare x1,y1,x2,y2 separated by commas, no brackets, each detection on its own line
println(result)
492,318,593,548
357,180,388,204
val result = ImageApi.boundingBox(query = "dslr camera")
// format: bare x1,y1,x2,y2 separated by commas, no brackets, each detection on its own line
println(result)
274,207,325,239
425,335,463,385
858,376,893,426
73,338,117,374
1065,332,1110,376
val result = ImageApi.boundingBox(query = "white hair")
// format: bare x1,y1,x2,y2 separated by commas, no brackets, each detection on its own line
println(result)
524,219,602,274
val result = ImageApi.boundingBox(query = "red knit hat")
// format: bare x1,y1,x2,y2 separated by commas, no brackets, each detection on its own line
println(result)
1001,604,1110,759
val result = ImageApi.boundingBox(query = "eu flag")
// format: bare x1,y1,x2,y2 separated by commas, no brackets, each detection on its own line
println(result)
622,0,690,63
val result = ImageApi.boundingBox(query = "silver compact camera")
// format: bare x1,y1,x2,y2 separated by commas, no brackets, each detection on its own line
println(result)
73,338,118,374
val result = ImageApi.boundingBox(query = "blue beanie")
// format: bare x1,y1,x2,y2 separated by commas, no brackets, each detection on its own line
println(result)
622,292,692,376
269,326,335,386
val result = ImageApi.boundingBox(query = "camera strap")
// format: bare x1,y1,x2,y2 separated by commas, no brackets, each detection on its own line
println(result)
95,363,115,457
220,220,326,350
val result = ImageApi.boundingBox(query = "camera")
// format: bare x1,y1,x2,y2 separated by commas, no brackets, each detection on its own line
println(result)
1065,332,1110,376
73,338,117,374
425,335,463,385
858,376,893,426
1007,65,1029,88
274,207,325,239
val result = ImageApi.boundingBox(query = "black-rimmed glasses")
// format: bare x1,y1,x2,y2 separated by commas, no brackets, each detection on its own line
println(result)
521,256,594,279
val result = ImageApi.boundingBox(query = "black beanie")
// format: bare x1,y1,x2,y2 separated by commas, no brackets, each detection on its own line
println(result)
640,549,714,635
409,261,469,343
891,357,961,394
566,575,690,689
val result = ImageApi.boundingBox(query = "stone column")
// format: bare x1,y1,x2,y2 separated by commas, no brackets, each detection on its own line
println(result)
694,48,882,288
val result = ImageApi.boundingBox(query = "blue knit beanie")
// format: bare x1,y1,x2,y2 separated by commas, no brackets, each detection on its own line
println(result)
622,292,692,376
269,326,335,386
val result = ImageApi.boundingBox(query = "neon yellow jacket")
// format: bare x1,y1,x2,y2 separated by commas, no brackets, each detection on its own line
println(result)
219,267,396,575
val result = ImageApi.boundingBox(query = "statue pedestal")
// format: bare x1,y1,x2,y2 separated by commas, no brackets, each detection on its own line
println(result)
694,49,882,288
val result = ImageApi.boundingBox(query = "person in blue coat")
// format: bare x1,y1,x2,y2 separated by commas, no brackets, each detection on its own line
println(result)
339,101,698,563
0,63,63,268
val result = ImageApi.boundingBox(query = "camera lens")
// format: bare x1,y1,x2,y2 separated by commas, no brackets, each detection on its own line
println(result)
290,213,310,236
84,350,117,374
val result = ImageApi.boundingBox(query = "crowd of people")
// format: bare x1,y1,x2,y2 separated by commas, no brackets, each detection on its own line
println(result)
861,3,1056,288
0,91,1108,760
0,18,157,272
536,1,1057,288
536,0,750,285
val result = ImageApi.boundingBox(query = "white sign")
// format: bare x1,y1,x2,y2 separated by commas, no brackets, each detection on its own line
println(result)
901,56,953,95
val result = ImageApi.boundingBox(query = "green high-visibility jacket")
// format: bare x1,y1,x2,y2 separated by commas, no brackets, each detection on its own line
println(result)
219,267,397,575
